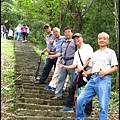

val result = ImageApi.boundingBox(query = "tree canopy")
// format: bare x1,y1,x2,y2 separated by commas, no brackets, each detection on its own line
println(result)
1,0,119,55
1,0,119,91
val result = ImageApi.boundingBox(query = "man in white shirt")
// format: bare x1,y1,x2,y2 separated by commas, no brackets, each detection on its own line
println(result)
58,33,93,118
75,32,118,120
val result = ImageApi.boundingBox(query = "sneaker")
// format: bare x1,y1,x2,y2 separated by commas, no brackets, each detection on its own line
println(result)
22,40,25,43
51,96,63,100
59,106,74,113
50,86,55,91
34,80,44,84
44,86,51,91
34,77,40,80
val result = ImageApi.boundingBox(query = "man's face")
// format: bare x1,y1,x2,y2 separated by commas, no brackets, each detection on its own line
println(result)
73,37,82,46
53,29,60,39
44,26,51,33
64,29,73,40
98,34,109,47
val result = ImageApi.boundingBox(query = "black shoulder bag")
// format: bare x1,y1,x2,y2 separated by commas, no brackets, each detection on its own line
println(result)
60,41,70,65
78,51,91,82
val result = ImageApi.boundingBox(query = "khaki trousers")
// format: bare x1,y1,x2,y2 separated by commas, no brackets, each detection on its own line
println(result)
49,57,69,90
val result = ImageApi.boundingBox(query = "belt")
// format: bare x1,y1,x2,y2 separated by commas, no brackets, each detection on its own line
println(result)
65,57,74,60
90,72,99,76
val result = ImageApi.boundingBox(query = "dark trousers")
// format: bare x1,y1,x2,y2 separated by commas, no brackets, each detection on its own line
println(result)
39,57,57,83
8,36,12,40
22,33,27,40
65,73,92,115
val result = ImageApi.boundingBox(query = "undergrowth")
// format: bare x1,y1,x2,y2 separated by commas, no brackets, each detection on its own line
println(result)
1,39,16,119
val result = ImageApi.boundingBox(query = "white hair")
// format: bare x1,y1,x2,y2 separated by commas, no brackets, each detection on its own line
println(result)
98,32,109,39
53,27,60,32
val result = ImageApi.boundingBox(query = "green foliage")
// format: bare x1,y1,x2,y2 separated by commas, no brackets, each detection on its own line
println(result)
1,0,119,90
109,91,119,111
8,105,16,113
111,72,118,91
33,45,48,61
1,39,15,114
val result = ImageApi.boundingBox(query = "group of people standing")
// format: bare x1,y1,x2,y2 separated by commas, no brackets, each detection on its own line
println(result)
1,24,29,42
34,23,118,120
15,24,29,42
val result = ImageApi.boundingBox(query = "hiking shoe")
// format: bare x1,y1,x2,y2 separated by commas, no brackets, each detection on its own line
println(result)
44,86,51,91
59,106,74,113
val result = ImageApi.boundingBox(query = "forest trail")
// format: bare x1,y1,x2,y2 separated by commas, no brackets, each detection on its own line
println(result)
14,41,118,120
14,41,75,120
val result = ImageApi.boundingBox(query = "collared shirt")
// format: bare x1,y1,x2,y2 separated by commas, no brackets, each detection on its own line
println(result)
60,39,76,59
73,43,93,68
52,36,65,54
89,48,118,73
45,32,55,51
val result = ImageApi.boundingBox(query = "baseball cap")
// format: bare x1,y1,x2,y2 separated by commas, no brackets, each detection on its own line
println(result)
43,24,50,29
72,33,82,39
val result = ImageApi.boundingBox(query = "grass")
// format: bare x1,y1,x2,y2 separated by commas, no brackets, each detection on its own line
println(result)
1,39,16,119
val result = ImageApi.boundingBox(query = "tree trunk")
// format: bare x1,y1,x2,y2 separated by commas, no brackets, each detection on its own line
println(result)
72,0,82,33
115,71,119,91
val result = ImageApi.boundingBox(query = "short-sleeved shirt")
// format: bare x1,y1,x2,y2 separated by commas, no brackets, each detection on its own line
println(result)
89,48,118,73
52,36,65,54
45,32,55,51
16,26,21,33
60,39,76,59
73,43,93,68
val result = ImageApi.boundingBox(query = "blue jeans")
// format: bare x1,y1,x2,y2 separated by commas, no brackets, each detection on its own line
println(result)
16,32,21,40
76,74,111,120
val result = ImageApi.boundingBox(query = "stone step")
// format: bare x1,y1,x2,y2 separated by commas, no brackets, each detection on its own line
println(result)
16,109,75,118
16,98,66,106
16,116,74,120
15,93,67,99
14,41,77,120
14,87,68,98
16,103,64,110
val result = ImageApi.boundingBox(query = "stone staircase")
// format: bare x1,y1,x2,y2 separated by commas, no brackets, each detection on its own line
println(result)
14,41,75,120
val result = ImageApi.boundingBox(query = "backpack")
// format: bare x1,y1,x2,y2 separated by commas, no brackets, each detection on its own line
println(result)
22,27,27,34
3,26,7,33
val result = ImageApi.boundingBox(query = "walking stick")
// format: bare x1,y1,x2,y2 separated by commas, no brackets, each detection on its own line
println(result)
73,72,80,112
34,55,42,80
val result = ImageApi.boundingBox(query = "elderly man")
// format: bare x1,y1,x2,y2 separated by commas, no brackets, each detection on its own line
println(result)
75,32,118,120
58,33,93,118
44,27,69,91
49,27,77,100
